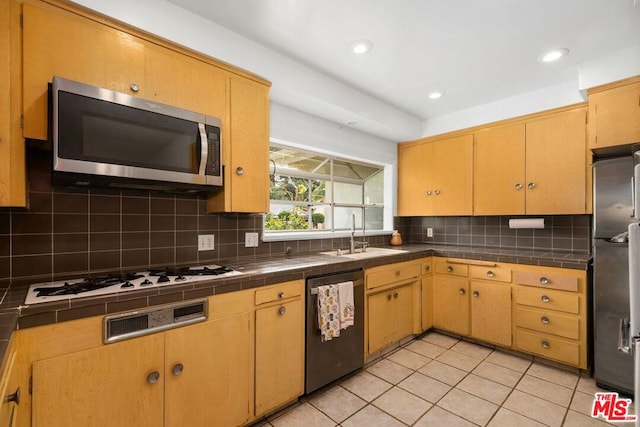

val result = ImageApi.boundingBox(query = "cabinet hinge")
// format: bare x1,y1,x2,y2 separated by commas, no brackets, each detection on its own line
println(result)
20,115,24,129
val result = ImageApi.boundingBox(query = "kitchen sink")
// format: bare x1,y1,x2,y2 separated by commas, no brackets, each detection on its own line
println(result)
320,246,408,259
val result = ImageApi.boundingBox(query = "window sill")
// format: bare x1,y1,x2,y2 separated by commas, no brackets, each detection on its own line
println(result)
262,229,393,242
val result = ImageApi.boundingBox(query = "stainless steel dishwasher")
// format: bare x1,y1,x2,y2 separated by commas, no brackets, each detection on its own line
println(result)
305,268,364,394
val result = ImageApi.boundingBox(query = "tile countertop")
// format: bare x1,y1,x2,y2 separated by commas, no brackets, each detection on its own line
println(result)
0,244,591,365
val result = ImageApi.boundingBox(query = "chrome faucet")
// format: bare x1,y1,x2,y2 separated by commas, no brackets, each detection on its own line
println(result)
350,213,368,254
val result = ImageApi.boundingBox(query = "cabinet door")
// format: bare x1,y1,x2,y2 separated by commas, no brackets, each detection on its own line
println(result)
255,298,304,416
0,350,19,427
32,334,164,427
368,290,395,354
145,44,227,119
164,312,252,427
474,123,526,215
22,3,146,140
431,134,474,215
397,142,432,216
421,275,433,331
393,284,414,340
470,281,512,347
589,82,640,149
208,77,269,213
525,108,587,214
433,276,469,335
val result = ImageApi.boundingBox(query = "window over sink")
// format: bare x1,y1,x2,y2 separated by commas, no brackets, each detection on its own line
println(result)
264,143,386,239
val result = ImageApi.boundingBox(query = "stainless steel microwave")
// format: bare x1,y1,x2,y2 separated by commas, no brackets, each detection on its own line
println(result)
52,76,222,192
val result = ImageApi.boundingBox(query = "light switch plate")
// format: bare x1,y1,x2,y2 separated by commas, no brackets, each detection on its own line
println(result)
245,232,259,248
427,228,434,237
198,234,215,251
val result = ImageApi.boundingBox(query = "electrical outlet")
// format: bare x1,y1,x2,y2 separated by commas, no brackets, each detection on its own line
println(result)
245,232,259,248
198,234,215,251
427,228,434,238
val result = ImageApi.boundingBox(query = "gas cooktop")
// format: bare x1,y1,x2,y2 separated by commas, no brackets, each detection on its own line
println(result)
24,265,242,305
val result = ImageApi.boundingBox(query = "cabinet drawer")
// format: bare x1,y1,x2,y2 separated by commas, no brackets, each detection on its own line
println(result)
367,263,420,289
515,306,579,340
434,262,468,277
514,271,578,292
516,287,579,314
469,266,511,283
421,259,432,276
516,329,580,366
255,281,302,305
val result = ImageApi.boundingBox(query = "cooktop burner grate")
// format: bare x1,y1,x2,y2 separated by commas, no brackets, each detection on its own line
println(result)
33,273,144,297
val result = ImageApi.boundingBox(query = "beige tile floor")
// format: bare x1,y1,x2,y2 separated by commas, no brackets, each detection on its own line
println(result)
257,332,636,427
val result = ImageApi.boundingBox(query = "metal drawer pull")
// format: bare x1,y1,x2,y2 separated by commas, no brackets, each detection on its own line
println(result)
486,271,495,278
541,295,550,303
395,270,401,276
541,316,550,324
447,266,454,273
459,288,466,295
394,292,399,299
540,277,549,285
278,306,286,315
472,291,479,297
425,265,430,272
172,363,184,376
4,387,19,405
130,82,139,92
147,371,160,384
541,341,550,349
387,294,392,301
278,291,285,299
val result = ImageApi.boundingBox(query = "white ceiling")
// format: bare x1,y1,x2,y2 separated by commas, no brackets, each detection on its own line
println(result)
163,0,640,141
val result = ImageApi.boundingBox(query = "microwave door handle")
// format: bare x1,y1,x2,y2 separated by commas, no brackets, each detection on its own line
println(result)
198,123,208,175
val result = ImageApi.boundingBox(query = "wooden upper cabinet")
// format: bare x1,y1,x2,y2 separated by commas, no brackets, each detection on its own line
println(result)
397,134,473,216
474,123,526,215
144,43,227,119
588,78,640,150
0,0,26,207
397,142,431,216
525,107,587,214
207,77,270,213
22,2,146,140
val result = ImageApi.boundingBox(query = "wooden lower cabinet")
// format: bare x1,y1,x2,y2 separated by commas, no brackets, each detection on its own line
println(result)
0,338,22,427
432,275,469,335
255,281,304,417
368,283,415,354
31,312,252,427
470,281,511,347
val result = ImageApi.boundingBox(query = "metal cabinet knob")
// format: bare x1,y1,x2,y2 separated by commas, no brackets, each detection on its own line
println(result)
541,316,550,324
426,190,432,196
486,271,495,278
447,266,454,273
540,277,549,285
515,183,522,190
130,83,139,92
278,306,286,315
278,291,285,299
387,294,393,301
4,387,19,405
459,288,466,295
172,363,184,376
528,182,536,189
434,189,441,195
236,166,245,175
393,292,399,299
541,341,550,349
395,270,401,276
147,371,160,384
424,265,430,272
472,291,480,297
541,295,550,303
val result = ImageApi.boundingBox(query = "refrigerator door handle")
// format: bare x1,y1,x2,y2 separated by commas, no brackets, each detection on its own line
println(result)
629,222,640,340
634,164,640,220
618,318,632,354
635,338,640,427
633,176,636,218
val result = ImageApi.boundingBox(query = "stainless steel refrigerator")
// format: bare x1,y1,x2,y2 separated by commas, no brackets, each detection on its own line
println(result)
593,155,635,395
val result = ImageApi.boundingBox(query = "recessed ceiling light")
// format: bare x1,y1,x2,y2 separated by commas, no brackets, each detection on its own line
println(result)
349,40,373,55
428,91,443,100
539,48,569,63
